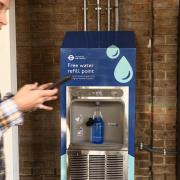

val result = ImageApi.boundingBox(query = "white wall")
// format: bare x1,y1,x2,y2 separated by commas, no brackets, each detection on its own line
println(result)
0,0,19,179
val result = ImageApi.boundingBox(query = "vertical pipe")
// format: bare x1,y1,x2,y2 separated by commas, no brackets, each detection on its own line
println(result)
107,0,111,31
83,0,87,31
96,0,101,31
150,0,154,179
115,0,119,31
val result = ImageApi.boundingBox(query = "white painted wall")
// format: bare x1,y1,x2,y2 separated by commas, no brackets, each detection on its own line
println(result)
0,0,19,179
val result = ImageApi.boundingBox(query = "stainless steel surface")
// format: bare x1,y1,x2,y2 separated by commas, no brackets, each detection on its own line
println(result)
66,86,129,179
95,0,101,31
69,142,127,151
69,86,125,99
66,86,129,151
68,150,128,180
107,0,111,31
69,100,127,149
83,0,88,31
115,0,119,31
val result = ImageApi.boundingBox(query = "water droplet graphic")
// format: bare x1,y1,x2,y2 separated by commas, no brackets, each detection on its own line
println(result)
114,56,133,83
106,44,120,59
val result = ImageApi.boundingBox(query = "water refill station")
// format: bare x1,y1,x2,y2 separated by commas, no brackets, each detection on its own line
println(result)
60,31,136,180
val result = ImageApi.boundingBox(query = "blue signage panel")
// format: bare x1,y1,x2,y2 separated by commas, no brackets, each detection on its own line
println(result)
60,31,136,180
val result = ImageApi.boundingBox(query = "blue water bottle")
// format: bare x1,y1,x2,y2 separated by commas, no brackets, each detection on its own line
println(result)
91,104,104,144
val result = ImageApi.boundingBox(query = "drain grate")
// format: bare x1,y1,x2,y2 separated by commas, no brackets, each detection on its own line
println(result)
68,151,127,180
89,155,105,179
69,154,88,179
106,155,124,179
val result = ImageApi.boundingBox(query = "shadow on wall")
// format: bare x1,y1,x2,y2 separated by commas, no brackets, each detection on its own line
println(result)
15,0,71,178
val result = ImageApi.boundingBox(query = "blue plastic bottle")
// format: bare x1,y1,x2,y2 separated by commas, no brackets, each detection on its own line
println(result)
91,104,104,144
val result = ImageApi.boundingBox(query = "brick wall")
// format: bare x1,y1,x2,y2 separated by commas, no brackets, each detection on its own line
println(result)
15,0,178,179
153,0,177,179
177,1,180,179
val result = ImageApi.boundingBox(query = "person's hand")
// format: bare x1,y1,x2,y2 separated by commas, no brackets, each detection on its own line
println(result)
13,82,58,112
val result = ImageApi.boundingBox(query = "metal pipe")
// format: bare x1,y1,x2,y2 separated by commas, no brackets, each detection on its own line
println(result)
107,0,111,31
136,143,177,156
96,0,101,31
115,0,119,31
83,0,88,31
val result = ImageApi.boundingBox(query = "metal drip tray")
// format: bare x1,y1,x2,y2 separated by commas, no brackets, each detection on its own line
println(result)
68,150,128,180
70,142,127,151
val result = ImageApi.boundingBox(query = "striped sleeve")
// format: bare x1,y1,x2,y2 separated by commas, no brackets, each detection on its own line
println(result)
0,99,24,136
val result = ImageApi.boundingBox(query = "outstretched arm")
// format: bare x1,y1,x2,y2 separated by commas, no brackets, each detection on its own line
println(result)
0,82,58,136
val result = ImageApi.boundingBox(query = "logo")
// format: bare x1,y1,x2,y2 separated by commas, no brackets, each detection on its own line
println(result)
67,55,75,61
106,44,133,83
